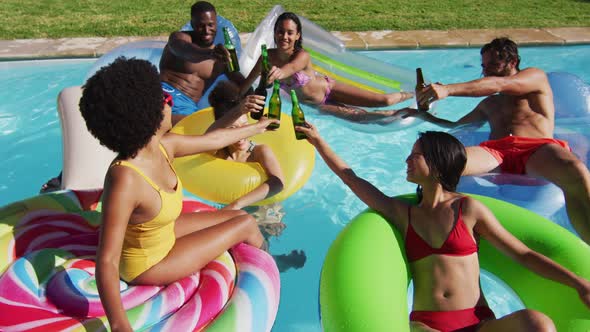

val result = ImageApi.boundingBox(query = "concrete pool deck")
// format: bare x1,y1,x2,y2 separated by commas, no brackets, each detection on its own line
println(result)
0,27,589,60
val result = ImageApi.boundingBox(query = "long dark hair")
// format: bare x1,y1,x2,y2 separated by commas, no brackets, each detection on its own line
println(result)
274,12,303,51
415,131,467,202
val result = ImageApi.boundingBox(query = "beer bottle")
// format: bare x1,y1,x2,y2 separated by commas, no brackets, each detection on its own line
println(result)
223,27,240,73
415,67,429,111
252,44,270,120
290,90,307,140
267,80,281,130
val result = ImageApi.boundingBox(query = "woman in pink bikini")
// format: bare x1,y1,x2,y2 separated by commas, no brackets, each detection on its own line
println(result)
296,123,590,332
241,12,414,123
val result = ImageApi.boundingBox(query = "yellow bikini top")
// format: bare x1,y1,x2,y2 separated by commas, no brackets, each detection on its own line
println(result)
111,144,183,246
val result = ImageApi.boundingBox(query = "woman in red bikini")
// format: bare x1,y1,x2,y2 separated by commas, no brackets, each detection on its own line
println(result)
241,12,414,123
296,123,590,332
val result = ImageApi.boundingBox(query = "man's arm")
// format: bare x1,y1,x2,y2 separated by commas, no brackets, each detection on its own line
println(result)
419,68,548,104
166,31,217,63
403,101,487,129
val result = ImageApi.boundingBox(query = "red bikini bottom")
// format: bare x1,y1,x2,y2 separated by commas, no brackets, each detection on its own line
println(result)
410,306,496,332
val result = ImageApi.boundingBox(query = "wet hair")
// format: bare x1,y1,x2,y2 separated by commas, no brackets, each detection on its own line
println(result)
274,12,303,51
415,131,467,201
80,57,164,159
209,81,242,120
191,1,216,16
481,37,521,71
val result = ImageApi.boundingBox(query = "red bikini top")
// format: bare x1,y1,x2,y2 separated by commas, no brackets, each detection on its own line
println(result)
405,197,478,262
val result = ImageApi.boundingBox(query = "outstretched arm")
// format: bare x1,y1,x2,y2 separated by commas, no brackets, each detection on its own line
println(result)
472,197,590,308
296,122,408,230
418,68,548,105
206,95,266,133
166,31,222,63
267,49,311,82
163,117,278,158
223,144,285,210
95,168,138,332
402,100,487,129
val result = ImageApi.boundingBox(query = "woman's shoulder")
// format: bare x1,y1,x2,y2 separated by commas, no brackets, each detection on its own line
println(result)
293,48,311,62
457,195,495,220
104,160,146,198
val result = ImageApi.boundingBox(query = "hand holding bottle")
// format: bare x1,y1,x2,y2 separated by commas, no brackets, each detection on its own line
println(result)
256,116,280,133
415,68,430,111
268,66,286,82
418,83,448,106
222,27,240,73
252,44,270,120
240,94,265,119
212,44,229,61
294,121,319,145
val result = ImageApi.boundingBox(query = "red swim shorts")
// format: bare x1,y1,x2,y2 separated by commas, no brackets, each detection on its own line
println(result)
479,135,570,175
410,306,496,332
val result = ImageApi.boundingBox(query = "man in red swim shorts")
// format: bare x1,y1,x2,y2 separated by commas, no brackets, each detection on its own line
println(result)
408,37,590,245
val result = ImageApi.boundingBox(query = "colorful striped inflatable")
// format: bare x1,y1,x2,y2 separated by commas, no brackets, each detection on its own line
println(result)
0,190,280,331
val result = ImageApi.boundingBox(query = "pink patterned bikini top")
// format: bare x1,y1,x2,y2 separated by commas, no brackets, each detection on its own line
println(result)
281,71,312,89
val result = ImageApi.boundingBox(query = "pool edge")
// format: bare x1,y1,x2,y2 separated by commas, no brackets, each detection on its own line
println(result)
0,27,589,60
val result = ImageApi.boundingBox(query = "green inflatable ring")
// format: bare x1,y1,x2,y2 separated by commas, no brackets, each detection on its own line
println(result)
320,194,590,331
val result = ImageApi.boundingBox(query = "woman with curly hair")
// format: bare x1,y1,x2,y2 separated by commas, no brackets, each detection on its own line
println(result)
80,57,276,332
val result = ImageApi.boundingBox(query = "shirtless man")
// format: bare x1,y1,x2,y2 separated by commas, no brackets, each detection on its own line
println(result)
160,1,243,125
409,37,590,244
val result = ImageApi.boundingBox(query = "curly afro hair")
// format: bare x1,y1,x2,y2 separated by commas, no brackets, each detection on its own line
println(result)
80,57,164,159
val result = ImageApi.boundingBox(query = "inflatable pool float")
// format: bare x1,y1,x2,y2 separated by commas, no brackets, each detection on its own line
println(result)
455,72,590,230
86,14,241,81
239,5,424,133
60,15,243,191
0,190,280,331
170,107,315,206
84,15,241,112
320,193,590,332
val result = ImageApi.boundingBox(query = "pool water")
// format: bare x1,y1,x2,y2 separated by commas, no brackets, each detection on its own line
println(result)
1,45,589,331
0,59,95,205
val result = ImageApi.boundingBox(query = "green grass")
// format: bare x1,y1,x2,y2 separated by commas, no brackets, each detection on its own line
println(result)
0,0,589,39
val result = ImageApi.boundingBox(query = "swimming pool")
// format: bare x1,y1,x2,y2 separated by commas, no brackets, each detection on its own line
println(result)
1,45,589,331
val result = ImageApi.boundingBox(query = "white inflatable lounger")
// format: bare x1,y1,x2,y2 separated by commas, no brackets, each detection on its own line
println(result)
58,86,116,190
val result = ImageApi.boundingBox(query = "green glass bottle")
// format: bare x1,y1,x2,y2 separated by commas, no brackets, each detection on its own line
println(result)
252,44,270,120
267,80,281,130
290,90,307,140
223,27,240,73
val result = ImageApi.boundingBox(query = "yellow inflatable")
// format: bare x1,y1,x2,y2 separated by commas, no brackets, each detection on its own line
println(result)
170,107,315,205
